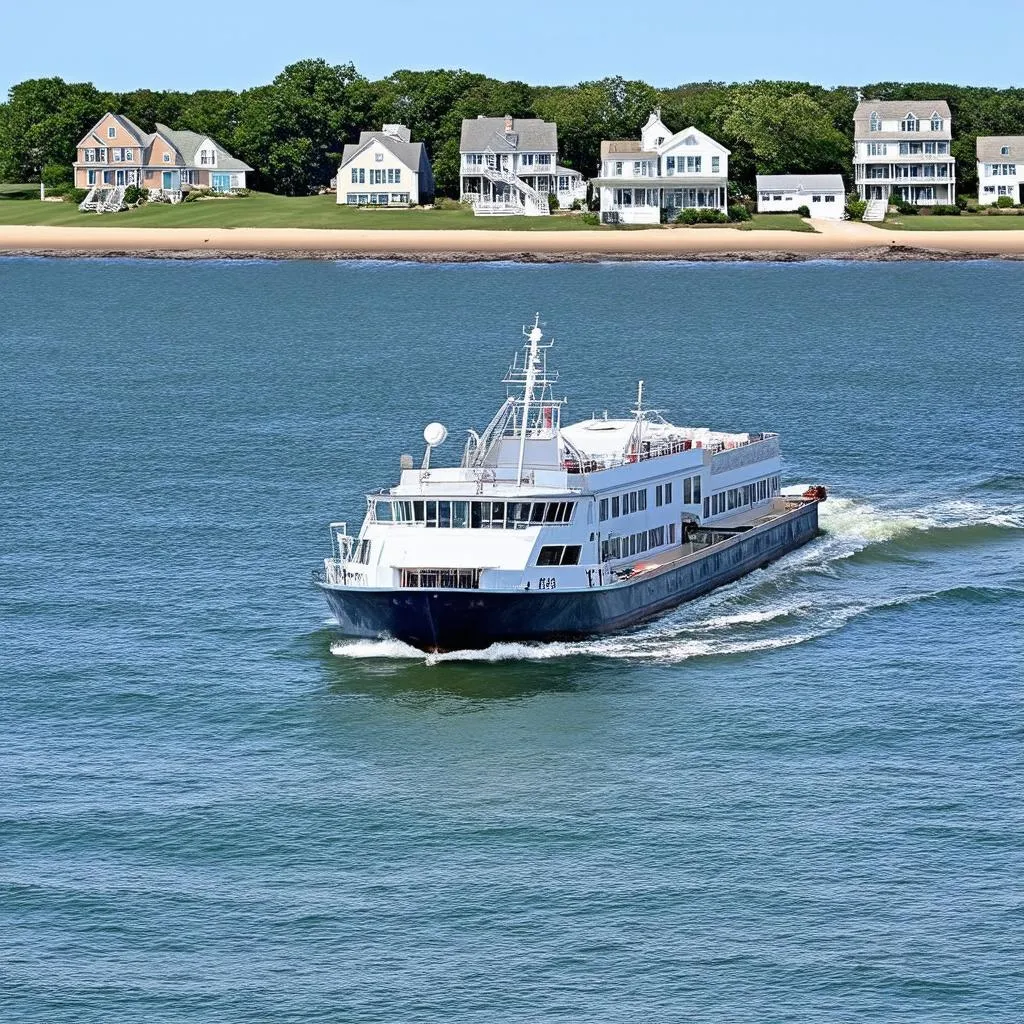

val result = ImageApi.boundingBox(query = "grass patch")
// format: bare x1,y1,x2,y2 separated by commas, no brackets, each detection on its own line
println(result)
0,193,604,231
877,214,1024,231
0,183,38,199
738,213,817,233
0,192,820,232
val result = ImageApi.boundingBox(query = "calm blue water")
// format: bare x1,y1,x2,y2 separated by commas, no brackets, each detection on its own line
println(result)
2,257,1022,1022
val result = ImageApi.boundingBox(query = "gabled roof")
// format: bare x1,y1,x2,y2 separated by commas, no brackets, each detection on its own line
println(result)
661,126,731,156
76,112,149,148
756,173,845,193
339,131,426,171
853,99,953,140
976,135,1024,161
460,116,557,154
153,123,252,171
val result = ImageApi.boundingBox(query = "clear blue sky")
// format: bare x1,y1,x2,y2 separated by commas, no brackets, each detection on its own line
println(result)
3,0,1021,96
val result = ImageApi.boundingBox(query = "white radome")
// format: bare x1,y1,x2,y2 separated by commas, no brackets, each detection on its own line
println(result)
423,422,448,448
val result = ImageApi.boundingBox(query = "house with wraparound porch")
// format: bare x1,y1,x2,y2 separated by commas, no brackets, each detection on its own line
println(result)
73,112,252,210
594,111,730,225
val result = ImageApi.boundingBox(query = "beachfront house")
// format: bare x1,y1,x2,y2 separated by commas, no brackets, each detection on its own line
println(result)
336,124,434,206
73,113,252,210
756,174,846,219
594,111,730,225
459,115,586,216
853,99,955,219
976,136,1023,205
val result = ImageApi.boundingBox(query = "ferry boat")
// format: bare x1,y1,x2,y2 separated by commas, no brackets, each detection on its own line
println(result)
315,316,825,652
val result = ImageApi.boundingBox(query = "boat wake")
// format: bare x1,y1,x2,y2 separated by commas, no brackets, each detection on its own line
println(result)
328,494,1022,666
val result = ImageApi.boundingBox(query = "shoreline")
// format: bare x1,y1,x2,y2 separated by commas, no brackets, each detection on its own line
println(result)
3,222,1024,263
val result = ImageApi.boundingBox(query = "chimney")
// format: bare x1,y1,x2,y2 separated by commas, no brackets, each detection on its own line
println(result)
504,114,513,133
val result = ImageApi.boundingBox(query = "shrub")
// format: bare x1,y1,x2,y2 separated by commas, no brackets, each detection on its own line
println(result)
696,207,728,223
996,194,1015,208
123,184,145,206
434,196,464,210
65,188,89,205
676,207,699,225
931,204,960,216
42,163,72,189
546,191,559,213
727,203,751,222
233,187,252,197
570,198,582,211
845,198,867,221
796,204,811,218
956,195,968,210
580,212,599,226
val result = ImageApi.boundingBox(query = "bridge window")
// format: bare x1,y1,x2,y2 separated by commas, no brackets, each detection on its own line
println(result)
537,544,582,566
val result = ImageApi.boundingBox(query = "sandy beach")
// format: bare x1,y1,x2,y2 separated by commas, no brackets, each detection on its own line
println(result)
3,219,1024,261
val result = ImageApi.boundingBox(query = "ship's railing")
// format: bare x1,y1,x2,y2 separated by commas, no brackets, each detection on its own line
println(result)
564,432,779,476
319,558,368,587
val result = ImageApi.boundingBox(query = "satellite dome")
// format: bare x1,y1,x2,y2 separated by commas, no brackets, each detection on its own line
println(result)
423,422,448,447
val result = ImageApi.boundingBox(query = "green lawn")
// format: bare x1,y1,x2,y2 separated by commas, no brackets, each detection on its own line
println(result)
738,214,816,233
0,193,602,231
0,183,37,197
0,192,817,233
878,213,1024,231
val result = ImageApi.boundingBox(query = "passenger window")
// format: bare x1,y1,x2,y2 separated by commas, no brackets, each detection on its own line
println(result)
560,545,581,565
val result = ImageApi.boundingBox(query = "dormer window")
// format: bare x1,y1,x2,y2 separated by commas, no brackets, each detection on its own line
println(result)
163,152,171,163
930,114,943,131
869,112,881,132
901,113,919,132
108,126,116,138
1001,145,1011,156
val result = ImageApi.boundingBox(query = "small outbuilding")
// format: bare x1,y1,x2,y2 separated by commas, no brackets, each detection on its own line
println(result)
756,174,846,219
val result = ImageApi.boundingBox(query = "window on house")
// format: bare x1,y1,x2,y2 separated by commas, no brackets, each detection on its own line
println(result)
351,168,358,183
614,161,623,175
773,194,782,201
655,484,663,507
665,481,672,503
1001,146,1010,156
711,156,720,173
812,195,821,202
163,153,170,163
666,157,675,173
930,116,943,131
633,161,641,175
825,194,836,202
375,152,384,162
359,168,365,183
901,115,919,132
869,112,881,132
108,125,116,138
611,496,620,517
395,168,401,183
599,498,608,521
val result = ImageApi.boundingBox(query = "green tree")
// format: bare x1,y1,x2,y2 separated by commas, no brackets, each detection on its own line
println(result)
0,77,109,181
723,86,850,189
234,59,368,194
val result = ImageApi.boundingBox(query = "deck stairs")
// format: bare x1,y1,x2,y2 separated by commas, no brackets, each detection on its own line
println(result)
78,185,125,213
474,153,549,216
78,186,101,212
862,198,887,222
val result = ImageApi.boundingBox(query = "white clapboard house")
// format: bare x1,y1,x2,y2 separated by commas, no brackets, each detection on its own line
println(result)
976,136,1023,205
853,99,955,220
337,124,434,206
594,111,730,225
756,174,846,219
459,115,586,216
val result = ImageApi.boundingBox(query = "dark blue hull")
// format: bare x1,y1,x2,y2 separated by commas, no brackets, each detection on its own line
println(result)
319,502,819,651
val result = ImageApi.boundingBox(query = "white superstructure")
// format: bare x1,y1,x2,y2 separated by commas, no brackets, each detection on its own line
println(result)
324,317,784,596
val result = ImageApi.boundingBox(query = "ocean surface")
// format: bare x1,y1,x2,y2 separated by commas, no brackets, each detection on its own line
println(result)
2,256,1022,1022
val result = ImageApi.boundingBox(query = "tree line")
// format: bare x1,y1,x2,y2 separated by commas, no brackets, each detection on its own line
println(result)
3,59,1024,197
